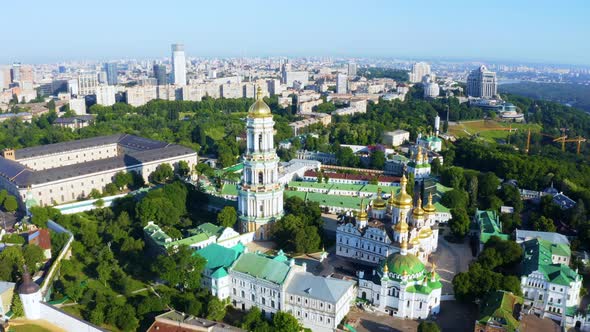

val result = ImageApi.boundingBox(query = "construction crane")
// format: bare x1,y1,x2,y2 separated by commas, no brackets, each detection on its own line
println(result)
525,129,572,155
553,136,587,154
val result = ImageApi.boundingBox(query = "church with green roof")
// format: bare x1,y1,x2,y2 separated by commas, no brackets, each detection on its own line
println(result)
357,240,442,319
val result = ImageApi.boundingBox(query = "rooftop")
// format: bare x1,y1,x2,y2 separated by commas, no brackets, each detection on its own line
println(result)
286,272,355,303
522,238,578,286
231,252,291,285
477,290,523,332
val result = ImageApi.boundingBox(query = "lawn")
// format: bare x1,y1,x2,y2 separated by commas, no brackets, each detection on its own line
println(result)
449,120,542,142
9,324,54,332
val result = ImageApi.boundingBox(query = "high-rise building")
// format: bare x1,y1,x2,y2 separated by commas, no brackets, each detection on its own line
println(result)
77,72,98,96
348,63,357,77
104,63,118,86
409,62,431,83
153,64,167,86
171,44,186,85
238,87,284,240
11,63,21,82
95,85,116,106
336,73,348,94
0,66,10,89
466,65,497,99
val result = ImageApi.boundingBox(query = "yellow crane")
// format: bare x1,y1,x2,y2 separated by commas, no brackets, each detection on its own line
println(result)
553,136,587,154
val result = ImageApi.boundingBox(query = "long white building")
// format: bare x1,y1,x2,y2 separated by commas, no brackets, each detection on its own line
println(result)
196,245,356,332
0,134,197,207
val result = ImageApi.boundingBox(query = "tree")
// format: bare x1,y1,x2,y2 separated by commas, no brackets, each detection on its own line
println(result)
418,321,441,332
217,206,237,228
196,163,214,178
450,208,470,238
431,158,441,176
478,172,500,198
10,293,24,318
206,297,226,321
441,189,468,210
30,206,59,228
0,189,7,205
467,175,478,209
407,172,415,197
272,311,301,332
89,189,102,199
441,167,464,189
177,160,191,177
534,216,556,232
153,245,206,290
294,226,322,254
113,171,132,190
104,183,119,196
149,163,174,184
23,245,45,271
3,195,18,212
241,307,271,331
370,150,386,169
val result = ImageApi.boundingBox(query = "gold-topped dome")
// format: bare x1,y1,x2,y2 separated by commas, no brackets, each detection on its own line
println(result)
394,211,409,233
388,189,396,205
423,192,436,215
357,199,368,220
372,188,387,210
412,197,425,218
248,87,272,118
419,226,433,239
410,236,420,245
392,174,413,208
416,146,423,163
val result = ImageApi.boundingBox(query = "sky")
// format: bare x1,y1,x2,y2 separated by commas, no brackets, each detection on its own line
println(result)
2,0,589,65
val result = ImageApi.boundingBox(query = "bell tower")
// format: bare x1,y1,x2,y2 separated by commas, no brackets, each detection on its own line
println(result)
237,87,284,239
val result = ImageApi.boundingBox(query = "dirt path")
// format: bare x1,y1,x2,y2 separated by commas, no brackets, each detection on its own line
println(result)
8,319,67,332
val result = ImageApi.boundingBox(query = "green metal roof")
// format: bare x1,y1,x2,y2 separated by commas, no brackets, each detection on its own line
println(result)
384,253,425,276
231,252,291,285
477,290,523,332
221,183,238,196
195,243,244,271
197,222,223,237
521,238,579,286
476,209,509,244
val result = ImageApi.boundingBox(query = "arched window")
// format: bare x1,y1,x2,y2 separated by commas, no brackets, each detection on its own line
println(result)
258,172,263,185
258,134,263,151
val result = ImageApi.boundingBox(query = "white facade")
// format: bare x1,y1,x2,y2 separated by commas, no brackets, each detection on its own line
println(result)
68,97,86,115
410,62,431,83
95,85,116,106
422,75,440,99
171,43,187,85
336,73,348,94
77,72,98,96
383,130,410,147
238,89,284,240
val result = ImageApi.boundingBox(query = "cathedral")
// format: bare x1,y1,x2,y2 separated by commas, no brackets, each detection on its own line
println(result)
336,174,439,264
407,145,431,179
357,241,442,319
237,87,284,240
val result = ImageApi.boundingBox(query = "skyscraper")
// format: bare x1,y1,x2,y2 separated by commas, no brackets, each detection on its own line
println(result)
104,63,118,86
336,73,348,94
153,64,167,86
348,63,357,76
409,62,431,83
238,87,284,240
466,65,497,99
171,44,186,85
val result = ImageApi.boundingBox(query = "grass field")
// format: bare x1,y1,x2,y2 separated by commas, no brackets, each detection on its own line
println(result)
449,120,542,142
9,323,59,332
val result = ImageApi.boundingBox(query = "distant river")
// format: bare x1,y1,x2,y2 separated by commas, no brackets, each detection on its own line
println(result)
498,79,523,85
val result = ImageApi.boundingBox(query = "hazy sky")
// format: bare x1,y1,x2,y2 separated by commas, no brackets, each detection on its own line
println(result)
3,0,589,65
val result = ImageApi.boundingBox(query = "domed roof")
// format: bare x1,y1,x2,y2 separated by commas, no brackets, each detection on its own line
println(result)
419,226,433,239
423,193,436,214
383,252,425,276
248,87,272,118
372,188,387,210
412,197,425,218
392,175,413,208
356,199,368,220
394,211,409,233
18,265,40,295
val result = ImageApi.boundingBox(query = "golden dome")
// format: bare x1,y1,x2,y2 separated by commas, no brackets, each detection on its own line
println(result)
388,189,396,205
248,87,272,118
383,262,389,273
357,199,368,220
410,236,420,245
419,226,433,239
394,211,409,233
416,146,423,163
412,197,425,218
372,188,387,210
392,174,413,208
423,193,436,215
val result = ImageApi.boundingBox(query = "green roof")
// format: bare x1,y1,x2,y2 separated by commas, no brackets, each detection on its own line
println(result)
384,253,425,276
196,222,223,237
231,252,291,285
211,267,228,278
223,163,244,173
195,243,244,271
476,209,509,244
477,290,523,332
221,183,238,196
521,238,579,286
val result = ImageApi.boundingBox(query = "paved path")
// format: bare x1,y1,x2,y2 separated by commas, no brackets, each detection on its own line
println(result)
430,230,473,294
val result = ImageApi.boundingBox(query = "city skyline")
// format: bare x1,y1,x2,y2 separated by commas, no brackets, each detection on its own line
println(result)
2,0,589,66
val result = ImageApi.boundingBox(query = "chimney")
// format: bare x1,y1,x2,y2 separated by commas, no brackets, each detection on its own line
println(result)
2,148,15,160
